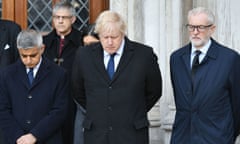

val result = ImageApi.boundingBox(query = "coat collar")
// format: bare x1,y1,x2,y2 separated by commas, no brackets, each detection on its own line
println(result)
47,27,83,47
17,57,51,89
180,38,219,70
91,37,134,82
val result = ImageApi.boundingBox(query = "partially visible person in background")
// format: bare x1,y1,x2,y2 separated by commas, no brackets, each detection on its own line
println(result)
0,19,21,68
73,23,99,144
0,19,21,144
0,29,69,144
82,24,99,45
43,1,84,143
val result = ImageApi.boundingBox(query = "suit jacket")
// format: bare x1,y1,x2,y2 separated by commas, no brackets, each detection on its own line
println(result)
72,37,162,144
170,39,240,144
0,57,69,144
0,20,21,68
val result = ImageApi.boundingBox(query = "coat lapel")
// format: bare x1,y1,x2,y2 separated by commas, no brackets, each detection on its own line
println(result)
32,58,50,88
92,43,110,81
180,45,192,77
91,38,134,82
112,38,134,81
17,58,50,89
15,60,31,88
192,39,218,105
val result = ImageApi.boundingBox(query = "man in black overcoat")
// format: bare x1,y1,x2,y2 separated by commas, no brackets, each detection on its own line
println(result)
43,1,84,144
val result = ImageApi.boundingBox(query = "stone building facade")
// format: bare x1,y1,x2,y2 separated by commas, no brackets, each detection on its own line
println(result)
110,0,240,143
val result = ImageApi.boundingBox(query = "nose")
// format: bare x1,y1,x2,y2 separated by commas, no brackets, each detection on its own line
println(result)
107,37,113,45
25,56,32,64
58,18,64,23
193,27,199,34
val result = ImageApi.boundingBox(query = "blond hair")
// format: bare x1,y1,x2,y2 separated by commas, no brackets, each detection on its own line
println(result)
94,10,127,35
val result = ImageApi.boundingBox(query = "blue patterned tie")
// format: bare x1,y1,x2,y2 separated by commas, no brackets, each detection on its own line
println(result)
28,68,34,84
107,53,116,79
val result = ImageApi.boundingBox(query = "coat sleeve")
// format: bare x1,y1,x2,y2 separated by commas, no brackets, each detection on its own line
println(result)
72,48,86,109
0,70,25,143
229,53,240,139
145,49,162,111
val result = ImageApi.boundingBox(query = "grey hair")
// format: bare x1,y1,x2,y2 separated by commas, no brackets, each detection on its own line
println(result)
94,10,127,35
188,7,215,25
17,29,43,49
53,1,76,16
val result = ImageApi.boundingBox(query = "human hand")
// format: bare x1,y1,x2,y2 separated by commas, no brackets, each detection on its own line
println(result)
83,35,99,45
16,133,37,144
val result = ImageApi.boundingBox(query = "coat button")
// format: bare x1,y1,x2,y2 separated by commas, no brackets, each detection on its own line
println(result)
108,106,112,111
109,126,113,131
26,120,31,124
28,95,32,99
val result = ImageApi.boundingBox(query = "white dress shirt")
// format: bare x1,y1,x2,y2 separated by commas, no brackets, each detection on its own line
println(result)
26,57,42,77
190,39,211,67
104,39,125,71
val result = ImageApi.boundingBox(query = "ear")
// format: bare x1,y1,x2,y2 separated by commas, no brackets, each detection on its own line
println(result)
40,44,45,54
210,25,216,34
71,16,76,24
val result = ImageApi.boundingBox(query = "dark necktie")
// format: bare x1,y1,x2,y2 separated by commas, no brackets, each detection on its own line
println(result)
107,53,116,79
28,68,34,84
191,50,201,76
58,38,64,57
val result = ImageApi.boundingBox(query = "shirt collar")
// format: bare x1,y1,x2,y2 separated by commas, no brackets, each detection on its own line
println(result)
191,39,212,55
26,57,42,73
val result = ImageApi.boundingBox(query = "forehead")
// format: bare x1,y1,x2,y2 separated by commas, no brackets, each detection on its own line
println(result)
100,30,121,37
188,13,209,25
19,47,40,55
99,22,122,36
54,8,71,15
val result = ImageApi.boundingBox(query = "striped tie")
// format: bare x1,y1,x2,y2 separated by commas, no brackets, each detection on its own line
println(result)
107,53,116,79
28,68,34,84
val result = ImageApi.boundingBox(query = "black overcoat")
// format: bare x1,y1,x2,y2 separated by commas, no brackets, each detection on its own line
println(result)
72,37,162,144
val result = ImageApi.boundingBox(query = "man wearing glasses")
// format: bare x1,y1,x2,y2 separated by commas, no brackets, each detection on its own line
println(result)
170,7,240,144
43,1,84,144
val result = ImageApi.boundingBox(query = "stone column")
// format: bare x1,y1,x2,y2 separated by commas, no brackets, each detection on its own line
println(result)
157,1,186,143
143,1,161,143
110,0,144,42
110,0,162,143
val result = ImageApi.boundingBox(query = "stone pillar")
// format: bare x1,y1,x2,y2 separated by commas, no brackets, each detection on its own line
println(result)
143,1,162,143
110,0,144,42
109,0,128,22
110,0,162,143
157,1,185,143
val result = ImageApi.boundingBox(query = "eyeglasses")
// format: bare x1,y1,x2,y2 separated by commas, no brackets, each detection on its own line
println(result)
186,24,213,32
52,15,72,20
